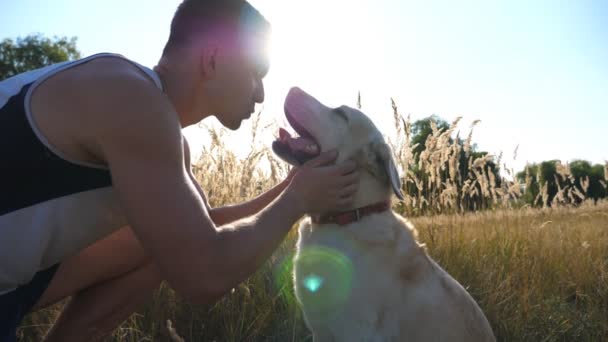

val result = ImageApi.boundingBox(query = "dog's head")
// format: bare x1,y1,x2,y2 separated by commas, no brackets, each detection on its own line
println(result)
273,87,404,201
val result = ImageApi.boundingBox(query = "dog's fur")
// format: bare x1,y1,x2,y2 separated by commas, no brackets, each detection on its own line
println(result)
275,88,495,342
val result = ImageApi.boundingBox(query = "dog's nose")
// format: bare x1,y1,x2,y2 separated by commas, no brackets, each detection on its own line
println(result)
288,87,315,104
288,86,303,97
286,87,304,107
290,86,314,97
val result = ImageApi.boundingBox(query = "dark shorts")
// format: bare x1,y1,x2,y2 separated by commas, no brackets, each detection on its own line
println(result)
0,264,59,342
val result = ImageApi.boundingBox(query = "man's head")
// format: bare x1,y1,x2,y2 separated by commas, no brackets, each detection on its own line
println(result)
160,0,271,129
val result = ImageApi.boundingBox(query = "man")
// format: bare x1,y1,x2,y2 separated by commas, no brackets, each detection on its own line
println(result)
0,1,359,341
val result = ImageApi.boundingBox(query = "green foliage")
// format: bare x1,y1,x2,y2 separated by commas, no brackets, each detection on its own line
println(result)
405,115,502,213
410,115,450,160
539,160,559,205
517,164,539,205
0,34,81,80
571,160,607,200
518,160,607,207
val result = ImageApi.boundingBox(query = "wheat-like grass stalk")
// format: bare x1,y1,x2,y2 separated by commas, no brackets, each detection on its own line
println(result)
581,175,590,194
166,320,185,342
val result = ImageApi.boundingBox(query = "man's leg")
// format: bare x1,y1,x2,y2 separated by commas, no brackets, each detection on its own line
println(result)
31,226,163,342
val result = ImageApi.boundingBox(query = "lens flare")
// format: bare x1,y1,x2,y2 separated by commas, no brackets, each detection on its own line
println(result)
272,244,355,318
303,274,324,293
294,245,354,315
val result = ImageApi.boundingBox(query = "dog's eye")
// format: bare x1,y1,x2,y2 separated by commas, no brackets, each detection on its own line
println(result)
333,107,349,122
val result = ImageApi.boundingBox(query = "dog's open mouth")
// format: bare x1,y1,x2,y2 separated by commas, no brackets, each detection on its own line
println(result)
272,108,320,165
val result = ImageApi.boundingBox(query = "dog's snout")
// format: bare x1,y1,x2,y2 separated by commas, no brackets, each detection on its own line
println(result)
286,87,325,113
287,87,316,103
288,86,304,96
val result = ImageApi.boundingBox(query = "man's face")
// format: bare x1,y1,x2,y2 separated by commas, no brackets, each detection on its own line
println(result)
205,36,268,130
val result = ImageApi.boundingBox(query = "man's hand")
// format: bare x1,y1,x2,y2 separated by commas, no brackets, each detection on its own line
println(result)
285,150,359,214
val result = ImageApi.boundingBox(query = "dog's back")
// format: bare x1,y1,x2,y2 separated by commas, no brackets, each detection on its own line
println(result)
294,211,495,342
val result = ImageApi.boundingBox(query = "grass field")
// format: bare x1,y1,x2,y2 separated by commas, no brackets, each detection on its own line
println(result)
20,202,608,341
18,114,608,341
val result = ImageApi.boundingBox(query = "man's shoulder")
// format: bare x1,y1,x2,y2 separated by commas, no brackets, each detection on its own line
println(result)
81,58,181,160
59,55,172,126
82,54,150,79
37,54,180,165
74,55,160,98
24,54,176,168
31,54,163,112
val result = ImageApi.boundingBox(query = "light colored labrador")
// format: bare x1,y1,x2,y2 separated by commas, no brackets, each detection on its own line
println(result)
273,87,496,342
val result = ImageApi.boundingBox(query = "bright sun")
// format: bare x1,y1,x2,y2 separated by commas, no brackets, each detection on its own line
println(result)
255,0,387,107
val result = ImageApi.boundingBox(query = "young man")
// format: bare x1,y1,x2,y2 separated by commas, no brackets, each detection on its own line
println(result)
0,1,359,341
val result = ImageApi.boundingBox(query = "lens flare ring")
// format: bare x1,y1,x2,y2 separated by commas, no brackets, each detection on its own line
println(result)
294,245,354,316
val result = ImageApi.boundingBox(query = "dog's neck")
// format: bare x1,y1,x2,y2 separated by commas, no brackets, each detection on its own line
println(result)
310,171,393,224
351,172,393,209
311,200,391,225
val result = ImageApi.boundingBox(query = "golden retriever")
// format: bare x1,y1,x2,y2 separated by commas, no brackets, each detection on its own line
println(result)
273,87,495,342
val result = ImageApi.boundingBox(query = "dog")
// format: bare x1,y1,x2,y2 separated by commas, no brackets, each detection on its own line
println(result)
272,87,496,342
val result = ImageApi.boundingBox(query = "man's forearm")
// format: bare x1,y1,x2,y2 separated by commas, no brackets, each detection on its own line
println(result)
209,179,290,226
206,189,303,295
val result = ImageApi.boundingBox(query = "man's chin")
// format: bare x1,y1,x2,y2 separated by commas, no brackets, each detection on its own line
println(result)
215,116,242,131
225,119,242,131
217,110,253,130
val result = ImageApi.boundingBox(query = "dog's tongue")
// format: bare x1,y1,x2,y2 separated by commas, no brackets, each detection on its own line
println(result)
279,128,319,155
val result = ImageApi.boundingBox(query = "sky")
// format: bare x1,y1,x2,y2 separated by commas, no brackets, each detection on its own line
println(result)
1,0,606,174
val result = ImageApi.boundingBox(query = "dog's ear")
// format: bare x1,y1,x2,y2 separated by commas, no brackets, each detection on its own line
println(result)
357,139,404,200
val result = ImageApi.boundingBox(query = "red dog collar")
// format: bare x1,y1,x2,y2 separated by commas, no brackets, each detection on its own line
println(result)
311,200,391,225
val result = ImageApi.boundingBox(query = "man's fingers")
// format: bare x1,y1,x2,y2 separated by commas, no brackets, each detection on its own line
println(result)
338,183,359,198
336,160,357,175
306,149,338,168
339,171,359,186
336,197,355,209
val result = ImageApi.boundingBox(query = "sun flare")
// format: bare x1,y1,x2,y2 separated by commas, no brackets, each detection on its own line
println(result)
257,0,387,106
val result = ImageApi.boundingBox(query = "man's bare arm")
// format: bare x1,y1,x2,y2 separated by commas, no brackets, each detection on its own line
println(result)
209,182,289,225
183,137,291,226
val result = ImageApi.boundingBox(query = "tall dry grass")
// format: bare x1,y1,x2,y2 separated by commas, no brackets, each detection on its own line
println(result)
386,103,524,216
18,105,608,341
415,202,608,341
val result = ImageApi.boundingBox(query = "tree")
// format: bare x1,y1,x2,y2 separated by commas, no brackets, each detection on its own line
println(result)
517,164,540,205
0,34,81,80
411,115,450,161
517,159,607,207
570,160,607,201
538,160,559,205
406,115,501,212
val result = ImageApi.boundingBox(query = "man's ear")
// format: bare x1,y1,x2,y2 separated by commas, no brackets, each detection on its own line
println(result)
200,45,218,79
357,139,405,200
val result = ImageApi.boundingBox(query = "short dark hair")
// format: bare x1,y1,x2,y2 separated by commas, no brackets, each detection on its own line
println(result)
162,0,270,57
